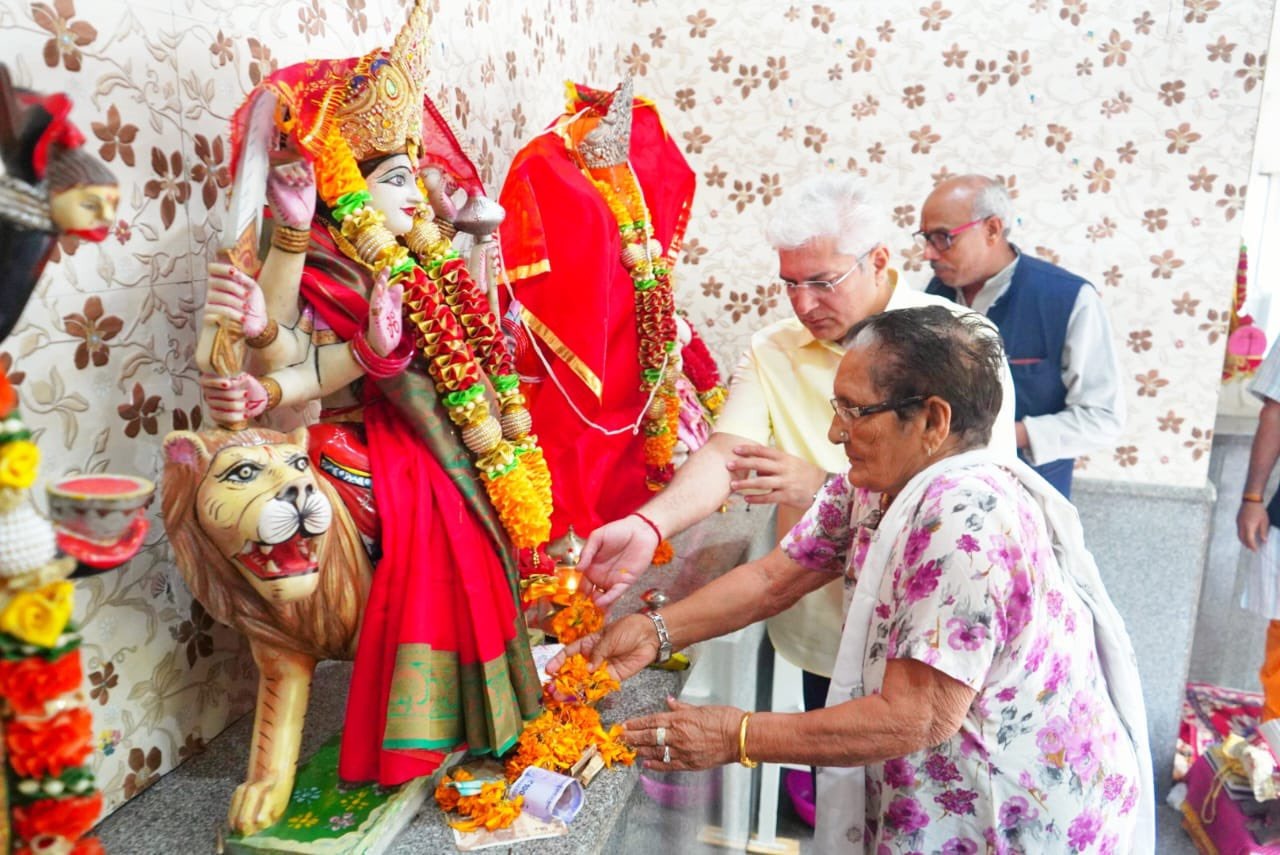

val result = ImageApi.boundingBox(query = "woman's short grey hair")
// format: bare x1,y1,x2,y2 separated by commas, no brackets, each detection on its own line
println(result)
971,177,1015,238
765,173,889,257
845,305,1004,449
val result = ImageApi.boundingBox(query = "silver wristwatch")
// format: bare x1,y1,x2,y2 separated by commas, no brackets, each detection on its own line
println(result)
646,610,672,664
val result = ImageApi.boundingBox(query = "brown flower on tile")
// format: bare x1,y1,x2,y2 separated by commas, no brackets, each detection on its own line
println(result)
118,383,161,438
803,126,828,153
1149,249,1184,279
345,0,368,35
687,9,716,37
704,164,727,188
624,43,651,77
32,0,98,72
1164,123,1201,154
701,277,723,299
1206,35,1236,63
892,205,916,227
1034,246,1060,266
902,85,926,109
1113,446,1138,467
724,291,751,323
1086,217,1116,242
1135,370,1168,397
179,731,207,762
733,64,762,98
1100,29,1131,67
682,126,711,154
1115,141,1138,163
1127,330,1152,353
64,296,123,369
1044,123,1072,153
1085,158,1114,194
209,29,233,66
848,37,876,72
247,38,278,86
143,147,190,229
852,95,880,121
1184,0,1220,24
1076,58,1093,77
1235,52,1266,93
1157,410,1184,433
969,58,1000,94
1100,91,1132,117
811,5,835,32
1171,292,1200,316
0,352,25,386
89,661,118,705
920,1,951,31
941,43,967,68
1102,265,1122,287
504,50,518,80
1200,309,1227,344
190,134,231,210
909,125,941,154
675,87,696,111
1188,166,1217,192
1184,426,1213,461
758,172,782,205
297,0,327,39
91,105,138,167
750,283,781,317
1003,49,1031,85
763,56,788,89
901,244,925,272
877,19,895,41
171,405,202,432
827,63,844,82
124,746,163,799
1016,124,1034,140
709,49,732,73
1217,183,1246,220
1142,208,1169,232
172,600,216,668
1133,11,1155,33
649,27,667,49
729,179,757,212
1059,0,1086,26
682,238,708,266
1158,80,1186,106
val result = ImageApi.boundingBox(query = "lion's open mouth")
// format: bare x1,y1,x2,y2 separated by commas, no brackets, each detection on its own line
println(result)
237,533,318,580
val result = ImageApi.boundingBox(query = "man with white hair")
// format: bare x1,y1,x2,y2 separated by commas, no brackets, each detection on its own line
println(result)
919,174,1125,497
578,175,1016,778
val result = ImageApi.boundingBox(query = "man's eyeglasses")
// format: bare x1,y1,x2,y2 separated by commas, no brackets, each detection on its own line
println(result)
829,395,926,423
912,217,989,253
782,250,872,293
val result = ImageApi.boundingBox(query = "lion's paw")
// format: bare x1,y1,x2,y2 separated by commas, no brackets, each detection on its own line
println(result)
228,777,293,835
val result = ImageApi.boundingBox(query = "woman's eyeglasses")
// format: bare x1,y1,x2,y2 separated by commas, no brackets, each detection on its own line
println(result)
829,395,926,423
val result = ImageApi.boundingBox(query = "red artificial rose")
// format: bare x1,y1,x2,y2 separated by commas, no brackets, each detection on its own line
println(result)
12,793,103,842
6,707,93,779
0,651,83,715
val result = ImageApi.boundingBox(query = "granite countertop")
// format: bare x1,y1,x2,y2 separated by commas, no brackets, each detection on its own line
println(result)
96,502,766,854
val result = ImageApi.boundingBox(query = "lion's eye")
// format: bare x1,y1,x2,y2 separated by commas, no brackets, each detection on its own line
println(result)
219,462,262,484
289,455,310,471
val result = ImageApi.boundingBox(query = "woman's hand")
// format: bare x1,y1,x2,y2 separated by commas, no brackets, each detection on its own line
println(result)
579,516,660,608
726,444,827,510
201,372,269,422
205,263,267,339
545,613,658,684
366,269,404,358
623,698,741,771
1240,501,1271,552
266,161,316,230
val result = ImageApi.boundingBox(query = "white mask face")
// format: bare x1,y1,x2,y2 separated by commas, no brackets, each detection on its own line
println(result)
363,154,423,237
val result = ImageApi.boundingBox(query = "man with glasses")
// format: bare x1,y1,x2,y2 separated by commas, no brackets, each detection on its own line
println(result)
918,174,1124,497
578,175,1015,805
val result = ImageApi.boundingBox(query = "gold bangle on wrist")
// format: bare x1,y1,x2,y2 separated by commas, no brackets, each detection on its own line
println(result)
271,225,312,254
245,318,279,348
260,376,282,412
1244,492,1266,504
737,712,758,768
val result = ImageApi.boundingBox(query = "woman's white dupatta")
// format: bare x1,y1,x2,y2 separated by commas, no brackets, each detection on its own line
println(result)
814,449,1155,854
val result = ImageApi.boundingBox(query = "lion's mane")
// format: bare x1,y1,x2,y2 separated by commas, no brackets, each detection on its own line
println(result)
161,428,370,662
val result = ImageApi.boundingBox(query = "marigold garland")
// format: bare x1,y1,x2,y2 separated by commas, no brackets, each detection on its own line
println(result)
650,539,674,566
0,649,82,715
548,593,604,644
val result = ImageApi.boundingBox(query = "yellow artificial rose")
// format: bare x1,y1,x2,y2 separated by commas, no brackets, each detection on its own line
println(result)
0,440,39,489
0,581,74,647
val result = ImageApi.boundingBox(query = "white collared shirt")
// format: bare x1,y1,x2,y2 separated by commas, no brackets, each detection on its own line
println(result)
955,252,1126,466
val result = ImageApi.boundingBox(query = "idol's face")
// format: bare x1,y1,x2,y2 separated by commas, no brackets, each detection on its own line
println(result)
48,184,119,241
364,154,423,237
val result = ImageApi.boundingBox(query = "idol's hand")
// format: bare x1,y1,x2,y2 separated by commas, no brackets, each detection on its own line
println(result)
266,161,316,230
545,613,657,684
366,268,404,358
205,263,268,338
579,515,660,608
624,698,741,771
726,444,827,510
201,372,269,422
1239,501,1271,552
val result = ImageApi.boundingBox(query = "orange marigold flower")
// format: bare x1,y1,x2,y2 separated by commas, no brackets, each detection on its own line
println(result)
7,707,94,779
12,792,103,842
651,539,674,565
550,595,604,644
0,650,83,715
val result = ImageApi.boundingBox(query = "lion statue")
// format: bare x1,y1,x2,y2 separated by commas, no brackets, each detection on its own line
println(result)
161,426,372,835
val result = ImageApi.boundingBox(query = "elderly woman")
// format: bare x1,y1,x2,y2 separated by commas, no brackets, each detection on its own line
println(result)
552,305,1153,853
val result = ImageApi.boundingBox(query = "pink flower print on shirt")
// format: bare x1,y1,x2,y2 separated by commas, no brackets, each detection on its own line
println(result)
883,756,916,788
956,533,980,553
1024,634,1048,673
923,752,963,784
999,795,1038,828
942,839,979,855
885,795,931,833
1036,716,1069,759
904,559,943,604
1004,570,1035,641
1046,589,1063,617
1067,808,1102,850
986,538,1022,572
1044,653,1069,695
1102,773,1127,801
947,616,988,651
935,787,978,816
904,526,933,566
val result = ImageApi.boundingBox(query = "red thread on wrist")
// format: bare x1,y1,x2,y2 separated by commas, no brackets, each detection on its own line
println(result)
630,512,662,543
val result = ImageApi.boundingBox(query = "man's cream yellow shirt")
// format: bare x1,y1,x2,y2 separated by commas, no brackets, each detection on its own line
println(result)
714,277,1017,678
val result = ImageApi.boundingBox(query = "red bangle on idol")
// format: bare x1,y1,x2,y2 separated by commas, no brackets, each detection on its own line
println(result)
350,333,413,380
630,511,663,543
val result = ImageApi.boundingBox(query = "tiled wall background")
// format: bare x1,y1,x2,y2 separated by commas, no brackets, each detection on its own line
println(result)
0,0,1270,817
